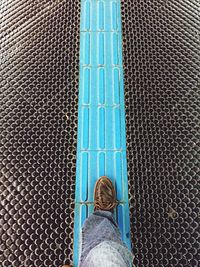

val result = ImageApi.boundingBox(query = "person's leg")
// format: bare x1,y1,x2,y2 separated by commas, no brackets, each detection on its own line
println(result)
78,176,133,267
79,210,125,264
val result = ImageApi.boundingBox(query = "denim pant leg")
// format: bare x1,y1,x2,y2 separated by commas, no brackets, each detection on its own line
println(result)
79,210,132,267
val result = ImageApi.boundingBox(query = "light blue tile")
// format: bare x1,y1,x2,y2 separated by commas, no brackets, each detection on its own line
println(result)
98,33,105,65
112,1,118,30
113,68,120,104
80,152,88,202
81,107,89,149
98,152,105,177
84,1,91,30
82,68,90,104
98,107,105,149
74,0,131,265
98,68,105,104
98,1,105,30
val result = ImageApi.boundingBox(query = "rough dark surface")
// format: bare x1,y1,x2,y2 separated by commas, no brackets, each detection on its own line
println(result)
121,0,200,266
0,0,80,266
0,0,200,267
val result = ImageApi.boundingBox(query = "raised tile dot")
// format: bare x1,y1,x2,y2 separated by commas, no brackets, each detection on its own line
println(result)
98,33,104,65
99,107,105,149
112,33,119,65
80,153,88,202
98,68,105,104
113,68,120,104
82,107,89,149
98,1,104,30
83,68,90,104
112,2,117,30
84,33,90,65
98,152,105,177
84,1,90,30
114,107,121,149
115,152,123,201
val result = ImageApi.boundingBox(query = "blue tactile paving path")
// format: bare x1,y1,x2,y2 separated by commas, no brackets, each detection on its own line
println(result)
73,1,131,265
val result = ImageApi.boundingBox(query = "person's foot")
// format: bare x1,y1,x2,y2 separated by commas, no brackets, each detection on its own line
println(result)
94,176,117,212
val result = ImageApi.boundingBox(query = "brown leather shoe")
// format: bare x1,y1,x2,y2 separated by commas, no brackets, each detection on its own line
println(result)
94,176,117,212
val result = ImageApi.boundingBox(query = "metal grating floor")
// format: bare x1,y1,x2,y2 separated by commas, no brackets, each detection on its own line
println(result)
0,0,80,266
0,0,200,267
121,0,200,266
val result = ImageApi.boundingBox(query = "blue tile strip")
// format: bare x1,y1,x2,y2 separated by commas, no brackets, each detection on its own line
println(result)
73,1,131,266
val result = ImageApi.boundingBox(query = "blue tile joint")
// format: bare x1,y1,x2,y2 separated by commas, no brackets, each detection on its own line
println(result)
73,1,131,265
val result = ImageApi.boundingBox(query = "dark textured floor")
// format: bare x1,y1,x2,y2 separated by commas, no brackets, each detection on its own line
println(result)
0,0,200,267
121,0,200,266
0,1,80,266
